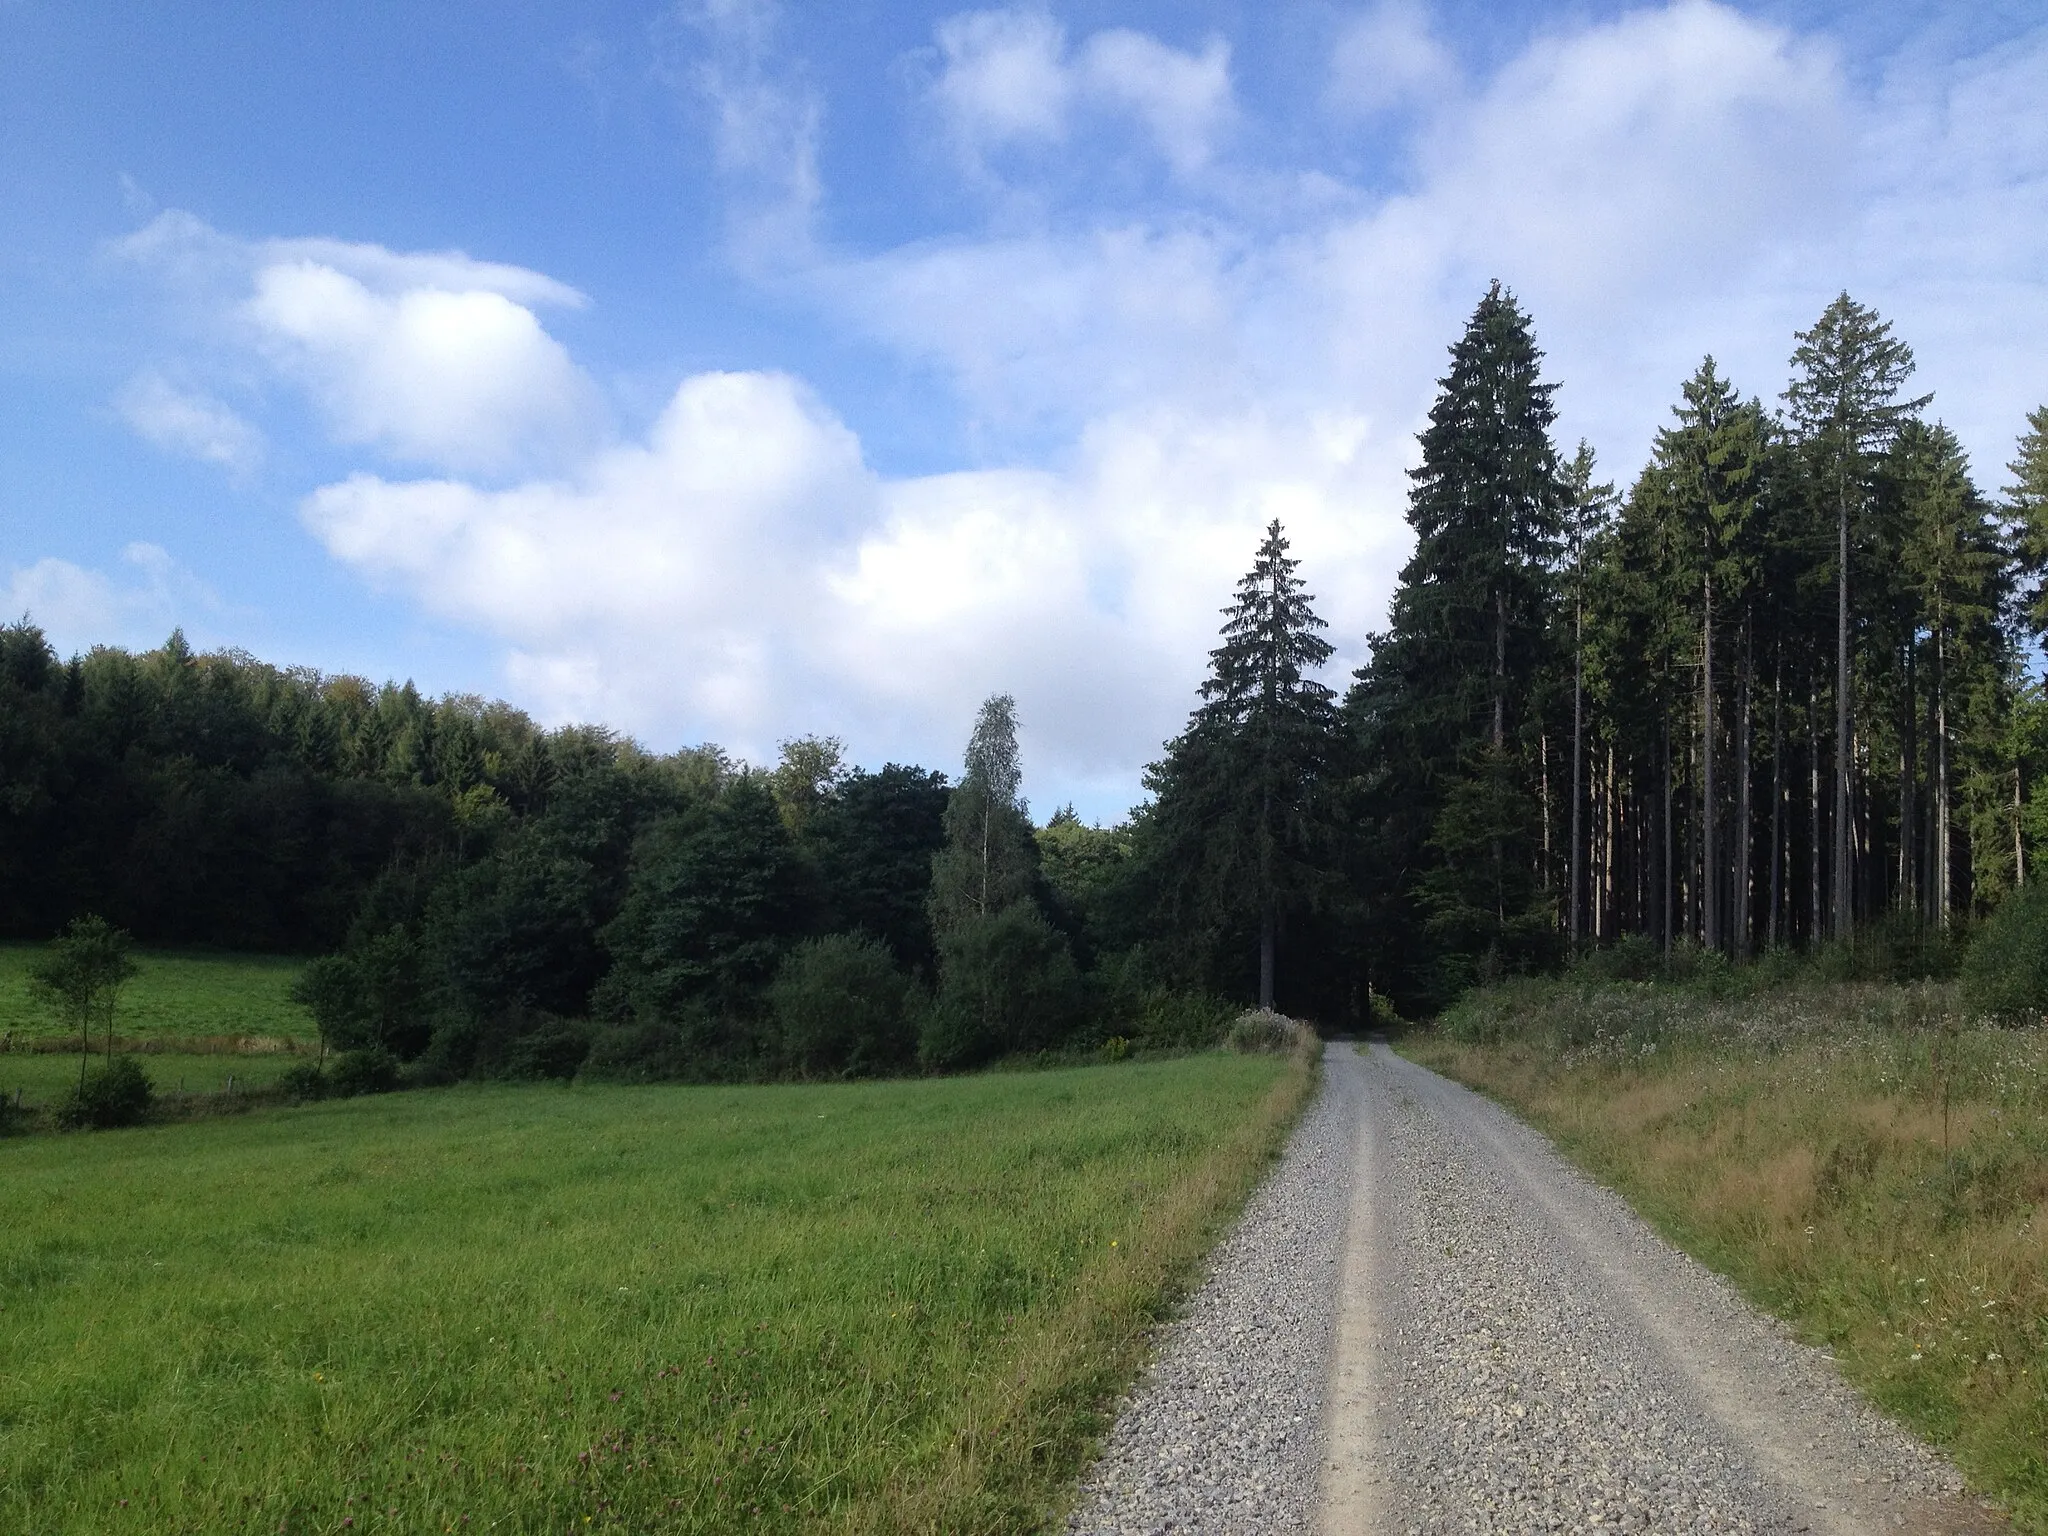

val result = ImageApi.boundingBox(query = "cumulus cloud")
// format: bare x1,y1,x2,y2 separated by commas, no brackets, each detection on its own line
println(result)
928,8,1236,180
116,372,264,476
5,544,218,656
1329,1,1459,118
299,373,1395,791
114,210,602,478
108,2,2048,815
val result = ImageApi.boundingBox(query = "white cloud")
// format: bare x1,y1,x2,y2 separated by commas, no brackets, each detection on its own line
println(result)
1079,30,1235,177
933,9,1072,150
4,544,218,656
245,260,599,475
664,0,824,265
927,9,1237,181
115,210,603,478
114,2,2047,817
297,368,1398,791
1329,1,1459,117
115,372,264,476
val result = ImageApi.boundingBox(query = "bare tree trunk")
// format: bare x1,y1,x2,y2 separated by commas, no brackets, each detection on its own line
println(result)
1935,629,1951,931
1570,599,1585,950
1899,640,1916,916
1662,721,1674,954
1702,572,1719,952
1810,685,1823,947
1735,619,1754,961
1259,908,1275,1010
1834,483,1854,941
1768,658,1784,950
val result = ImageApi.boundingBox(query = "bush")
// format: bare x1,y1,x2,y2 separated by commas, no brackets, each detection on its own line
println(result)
922,905,1087,1071
277,1062,329,1102
503,1023,594,1081
326,1047,401,1098
1570,932,1663,983
58,1056,155,1129
1225,1009,1297,1054
771,933,915,1078
581,1021,684,1082
1962,881,2048,1021
0,1086,22,1136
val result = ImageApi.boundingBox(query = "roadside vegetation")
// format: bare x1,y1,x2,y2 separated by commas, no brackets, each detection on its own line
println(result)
1408,945,2048,1530
0,1038,1314,1535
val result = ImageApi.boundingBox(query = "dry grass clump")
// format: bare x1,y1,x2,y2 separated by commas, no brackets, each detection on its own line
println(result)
1410,978,2048,1532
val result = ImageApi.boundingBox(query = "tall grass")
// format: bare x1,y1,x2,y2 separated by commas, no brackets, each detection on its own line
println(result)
0,1042,1315,1534
1410,975,2048,1530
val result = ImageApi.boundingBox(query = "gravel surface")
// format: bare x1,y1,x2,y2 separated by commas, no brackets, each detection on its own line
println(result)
1067,1042,2000,1536
1064,1046,1363,1535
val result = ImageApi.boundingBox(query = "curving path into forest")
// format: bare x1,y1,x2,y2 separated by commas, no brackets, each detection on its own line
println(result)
1068,1042,2005,1536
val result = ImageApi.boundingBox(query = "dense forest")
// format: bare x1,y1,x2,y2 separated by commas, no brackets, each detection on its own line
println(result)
7,283,2048,1077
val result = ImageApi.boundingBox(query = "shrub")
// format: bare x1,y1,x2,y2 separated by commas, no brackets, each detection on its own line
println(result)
326,1047,401,1098
1225,1009,1296,1054
503,1023,593,1081
0,1087,22,1136
771,933,915,1078
58,1056,155,1129
1570,932,1662,983
922,905,1087,1071
581,1022,687,1082
277,1062,329,1102
1962,881,2048,1021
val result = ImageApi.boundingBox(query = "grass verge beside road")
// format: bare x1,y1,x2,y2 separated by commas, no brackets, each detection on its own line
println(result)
1,1037,1316,1534
1406,977,2047,1532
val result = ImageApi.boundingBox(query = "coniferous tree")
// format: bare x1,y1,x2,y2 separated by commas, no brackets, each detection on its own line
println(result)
1559,444,1617,951
1784,294,1930,940
1146,519,1335,1008
1636,359,1766,952
2006,405,2048,637
1349,282,1566,995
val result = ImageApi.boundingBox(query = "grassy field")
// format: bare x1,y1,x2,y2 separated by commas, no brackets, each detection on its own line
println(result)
1408,975,2048,1531
0,1044,1314,1534
0,943,313,1047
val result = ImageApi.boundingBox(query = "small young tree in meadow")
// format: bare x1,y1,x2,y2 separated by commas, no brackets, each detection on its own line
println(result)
928,696,1037,934
29,915,139,1094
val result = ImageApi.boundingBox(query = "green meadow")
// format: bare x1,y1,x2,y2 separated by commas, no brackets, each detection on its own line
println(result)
0,1049,1311,1535
0,943,313,1047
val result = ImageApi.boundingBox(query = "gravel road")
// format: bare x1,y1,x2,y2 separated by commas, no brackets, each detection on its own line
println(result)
1067,1041,2003,1536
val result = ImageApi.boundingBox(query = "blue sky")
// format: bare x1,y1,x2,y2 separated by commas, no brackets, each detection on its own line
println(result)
3,1,2045,819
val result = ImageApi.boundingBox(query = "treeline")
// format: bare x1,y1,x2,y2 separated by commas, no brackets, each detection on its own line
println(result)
1342,285,2048,1008
9,282,2048,1051
0,624,1233,1079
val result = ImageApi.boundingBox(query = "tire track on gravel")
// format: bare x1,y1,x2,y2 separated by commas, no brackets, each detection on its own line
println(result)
1071,1042,2003,1535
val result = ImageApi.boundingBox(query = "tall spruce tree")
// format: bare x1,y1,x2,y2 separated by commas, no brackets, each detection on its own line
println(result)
1640,358,1766,952
1349,282,1566,995
1559,443,1617,950
1784,294,1929,941
1145,520,1335,1008
2006,405,2048,637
